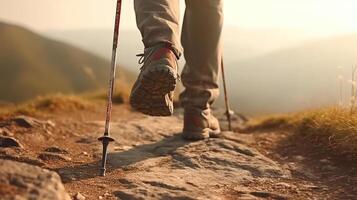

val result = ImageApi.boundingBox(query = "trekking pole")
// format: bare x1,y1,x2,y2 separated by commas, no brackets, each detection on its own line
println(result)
98,0,123,176
221,57,233,131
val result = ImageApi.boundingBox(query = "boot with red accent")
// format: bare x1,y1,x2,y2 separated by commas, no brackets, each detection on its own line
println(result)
182,108,221,141
130,43,180,116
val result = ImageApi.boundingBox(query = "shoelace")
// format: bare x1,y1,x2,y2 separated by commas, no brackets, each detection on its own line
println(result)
136,44,163,70
136,43,181,80
136,53,146,65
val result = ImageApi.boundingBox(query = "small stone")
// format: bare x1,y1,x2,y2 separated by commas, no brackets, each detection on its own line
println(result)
38,152,72,161
114,146,132,151
320,158,330,164
321,165,337,171
0,149,45,166
0,128,14,136
119,178,133,185
44,147,69,154
304,184,320,190
82,151,88,156
275,182,292,188
132,143,140,147
0,136,23,148
46,120,56,127
76,138,93,144
73,192,86,200
281,156,289,160
293,155,305,161
98,196,103,199
12,116,40,128
11,116,55,128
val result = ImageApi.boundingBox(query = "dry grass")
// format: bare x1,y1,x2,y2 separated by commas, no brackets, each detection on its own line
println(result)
244,114,294,131
10,94,95,116
85,79,131,104
0,79,132,117
247,107,357,160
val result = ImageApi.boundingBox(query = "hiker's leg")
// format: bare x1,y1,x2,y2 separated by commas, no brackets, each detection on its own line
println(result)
180,0,224,110
131,0,181,116
134,0,181,52
180,0,224,140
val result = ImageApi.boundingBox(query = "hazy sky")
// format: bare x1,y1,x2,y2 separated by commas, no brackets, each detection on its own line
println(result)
1,0,357,36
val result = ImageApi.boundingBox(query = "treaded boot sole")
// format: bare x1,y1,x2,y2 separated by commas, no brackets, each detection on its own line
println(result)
182,128,221,141
182,129,210,141
130,66,176,116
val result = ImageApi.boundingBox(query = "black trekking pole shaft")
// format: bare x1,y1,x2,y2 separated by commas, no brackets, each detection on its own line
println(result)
98,0,123,176
221,57,232,131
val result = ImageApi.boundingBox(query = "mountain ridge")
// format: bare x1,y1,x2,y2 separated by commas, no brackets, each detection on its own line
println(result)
0,22,133,103
224,33,357,114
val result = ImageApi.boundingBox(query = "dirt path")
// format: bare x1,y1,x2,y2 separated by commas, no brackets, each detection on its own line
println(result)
1,105,356,199
249,129,357,200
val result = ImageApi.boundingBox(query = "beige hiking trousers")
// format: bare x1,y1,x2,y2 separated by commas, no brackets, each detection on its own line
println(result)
134,0,223,111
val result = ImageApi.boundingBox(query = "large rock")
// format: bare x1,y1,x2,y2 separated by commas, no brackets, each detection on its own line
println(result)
0,159,71,200
96,117,291,200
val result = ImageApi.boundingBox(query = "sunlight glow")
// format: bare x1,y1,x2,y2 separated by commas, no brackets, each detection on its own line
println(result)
0,0,357,36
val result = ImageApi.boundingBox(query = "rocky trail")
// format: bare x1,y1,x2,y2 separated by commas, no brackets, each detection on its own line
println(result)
0,104,356,200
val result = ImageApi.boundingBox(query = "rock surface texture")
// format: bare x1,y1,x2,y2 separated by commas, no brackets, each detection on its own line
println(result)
100,116,291,200
0,159,71,200
1,106,352,199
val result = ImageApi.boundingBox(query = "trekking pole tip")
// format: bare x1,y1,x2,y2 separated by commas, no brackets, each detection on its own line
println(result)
99,168,106,176
98,135,115,177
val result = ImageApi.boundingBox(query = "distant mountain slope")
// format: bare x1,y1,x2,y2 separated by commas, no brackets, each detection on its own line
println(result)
0,22,132,103
44,27,357,114
224,33,357,114
44,29,143,71
45,28,317,71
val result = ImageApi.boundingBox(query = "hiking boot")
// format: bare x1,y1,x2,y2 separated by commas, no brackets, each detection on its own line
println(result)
182,109,221,140
130,43,180,116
